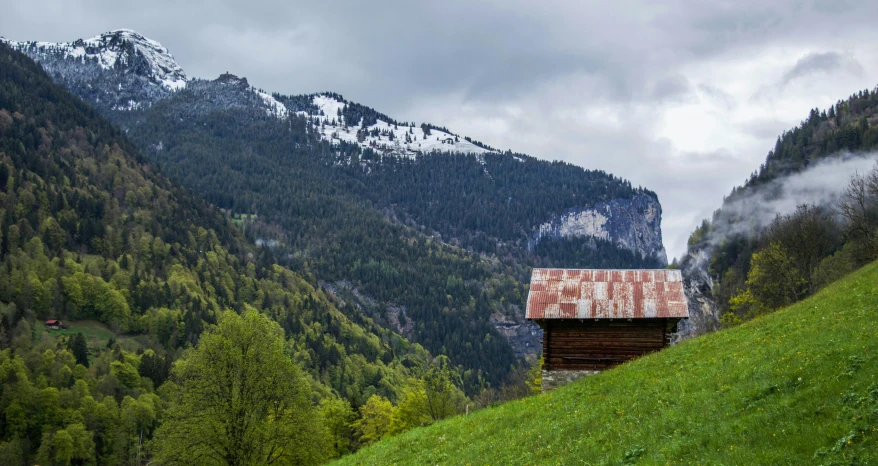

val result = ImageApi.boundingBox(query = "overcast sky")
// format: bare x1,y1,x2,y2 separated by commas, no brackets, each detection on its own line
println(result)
4,0,878,260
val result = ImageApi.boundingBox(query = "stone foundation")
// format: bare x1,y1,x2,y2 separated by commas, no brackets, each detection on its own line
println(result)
542,369,601,392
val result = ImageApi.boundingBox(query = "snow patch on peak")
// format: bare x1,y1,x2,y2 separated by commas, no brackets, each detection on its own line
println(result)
4,29,187,91
254,89,289,119
313,95,347,119
302,94,493,157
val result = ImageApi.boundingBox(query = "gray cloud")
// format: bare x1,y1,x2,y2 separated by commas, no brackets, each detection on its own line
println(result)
6,0,866,108
782,51,865,85
4,0,878,260
697,84,736,110
736,118,794,141
647,74,694,103
703,153,878,247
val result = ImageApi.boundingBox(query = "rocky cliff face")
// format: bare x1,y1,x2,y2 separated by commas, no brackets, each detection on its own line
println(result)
490,311,542,359
676,247,720,340
529,192,668,265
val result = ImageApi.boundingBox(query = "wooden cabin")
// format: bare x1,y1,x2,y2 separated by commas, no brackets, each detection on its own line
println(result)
45,319,63,330
526,268,689,391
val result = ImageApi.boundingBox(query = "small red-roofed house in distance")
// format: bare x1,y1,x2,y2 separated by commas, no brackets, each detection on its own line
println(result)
45,319,63,330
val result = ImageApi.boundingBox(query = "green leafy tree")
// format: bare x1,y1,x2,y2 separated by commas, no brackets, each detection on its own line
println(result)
812,243,857,290
387,358,470,435
321,397,356,458
525,356,543,395
35,423,95,466
110,361,141,389
151,310,327,466
389,380,431,434
732,242,804,316
353,394,394,445
422,356,466,422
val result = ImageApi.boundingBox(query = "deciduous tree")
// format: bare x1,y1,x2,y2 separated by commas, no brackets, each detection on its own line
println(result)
353,394,394,445
151,310,326,466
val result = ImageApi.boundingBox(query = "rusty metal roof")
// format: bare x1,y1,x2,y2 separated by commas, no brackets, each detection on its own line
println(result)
526,269,689,320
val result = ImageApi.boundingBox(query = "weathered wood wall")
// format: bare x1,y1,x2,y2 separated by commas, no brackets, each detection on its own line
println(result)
540,319,678,371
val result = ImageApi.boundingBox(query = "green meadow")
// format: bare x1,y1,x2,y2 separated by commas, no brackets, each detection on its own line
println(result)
37,320,117,362
337,261,878,465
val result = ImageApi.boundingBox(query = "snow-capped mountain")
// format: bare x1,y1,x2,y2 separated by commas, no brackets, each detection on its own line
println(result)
2,29,494,157
4,29,668,267
303,94,492,157
2,29,192,111
3,29,187,90
3,30,673,356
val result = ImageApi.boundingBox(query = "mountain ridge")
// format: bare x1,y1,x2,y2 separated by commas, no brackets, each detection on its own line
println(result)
1,30,498,158
2,29,186,89
2,28,668,266
4,29,671,388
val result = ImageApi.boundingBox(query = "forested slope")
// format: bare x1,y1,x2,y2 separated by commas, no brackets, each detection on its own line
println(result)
0,42,426,463
106,77,662,389
109,92,527,388
7,30,671,391
685,87,878,329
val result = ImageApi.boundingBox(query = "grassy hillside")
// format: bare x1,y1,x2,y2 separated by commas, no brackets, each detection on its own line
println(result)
337,261,878,465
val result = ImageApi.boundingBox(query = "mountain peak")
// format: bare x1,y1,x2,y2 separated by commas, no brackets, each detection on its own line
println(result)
3,29,187,90
215,72,249,87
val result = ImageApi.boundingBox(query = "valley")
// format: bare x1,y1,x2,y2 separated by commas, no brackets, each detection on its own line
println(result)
4,30,667,391
2,13,878,465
